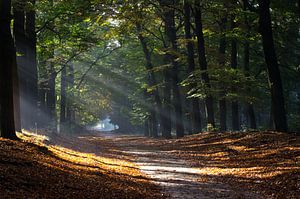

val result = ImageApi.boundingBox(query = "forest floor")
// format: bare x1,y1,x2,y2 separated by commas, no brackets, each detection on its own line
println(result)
0,130,299,198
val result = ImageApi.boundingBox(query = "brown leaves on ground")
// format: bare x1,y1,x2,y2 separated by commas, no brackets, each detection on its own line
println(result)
0,130,299,199
0,131,164,199
87,131,300,199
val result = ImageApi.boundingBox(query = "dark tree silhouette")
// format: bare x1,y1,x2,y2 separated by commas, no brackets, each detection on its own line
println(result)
0,0,18,139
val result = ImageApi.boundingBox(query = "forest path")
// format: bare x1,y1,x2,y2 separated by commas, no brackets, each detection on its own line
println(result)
79,132,261,199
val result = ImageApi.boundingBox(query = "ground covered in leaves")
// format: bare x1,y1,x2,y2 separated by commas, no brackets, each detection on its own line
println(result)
0,131,299,198
0,131,164,199
82,131,300,199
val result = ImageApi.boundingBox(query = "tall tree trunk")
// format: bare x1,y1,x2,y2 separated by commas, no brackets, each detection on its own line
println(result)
184,0,201,133
45,0,56,128
144,119,150,137
194,1,215,129
47,65,57,127
243,4,257,129
12,56,21,132
258,0,287,132
25,0,38,129
244,41,257,129
13,2,26,131
0,0,17,139
230,18,239,131
160,0,184,138
137,25,162,137
38,83,47,128
66,64,75,128
218,17,227,132
161,68,172,138
60,66,67,125
150,110,158,137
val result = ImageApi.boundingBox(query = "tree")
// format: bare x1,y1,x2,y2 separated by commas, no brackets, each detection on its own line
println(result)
137,25,162,137
0,0,18,139
230,16,240,131
184,0,202,133
60,65,67,127
194,0,215,129
218,15,227,132
257,0,288,132
159,0,184,138
12,1,24,132
243,3,256,129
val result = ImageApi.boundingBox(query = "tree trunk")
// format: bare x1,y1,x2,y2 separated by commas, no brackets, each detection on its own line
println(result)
12,4,23,132
0,0,17,139
194,1,215,128
244,42,257,129
137,25,162,137
243,5,257,130
144,119,150,137
60,66,67,125
160,0,184,138
47,65,57,127
218,17,227,132
45,0,56,128
66,64,75,128
12,56,21,132
161,68,172,138
258,0,288,132
230,18,239,131
184,0,201,133
25,0,38,129
38,84,47,128
13,2,26,131
150,110,158,137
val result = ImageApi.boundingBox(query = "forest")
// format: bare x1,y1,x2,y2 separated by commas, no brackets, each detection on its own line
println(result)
0,0,299,198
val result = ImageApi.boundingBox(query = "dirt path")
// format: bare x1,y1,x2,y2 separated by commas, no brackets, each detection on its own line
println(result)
84,132,261,199
125,149,233,199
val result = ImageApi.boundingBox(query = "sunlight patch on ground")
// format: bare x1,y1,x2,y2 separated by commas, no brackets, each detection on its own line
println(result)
17,130,50,144
48,145,141,175
195,166,300,179
18,131,143,178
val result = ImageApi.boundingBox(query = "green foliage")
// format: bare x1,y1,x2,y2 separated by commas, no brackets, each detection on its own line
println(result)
34,0,300,131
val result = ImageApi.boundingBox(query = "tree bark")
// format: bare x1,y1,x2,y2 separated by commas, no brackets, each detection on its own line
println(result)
13,2,26,131
66,64,75,128
38,83,47,128
0,0,17,139
230,18,239,131
184,0,202,133
218,17,227,132
25,0,38,129
194,1,215,128
144,119,150,137
137,25,162,137
161,68,172,138
243,4,257,129
46,65,57,127
160,0,184,138
258,0,287,132
244,41,257,129
60,66,67,125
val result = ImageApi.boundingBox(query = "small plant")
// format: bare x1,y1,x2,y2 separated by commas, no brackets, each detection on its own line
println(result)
207,123,219,132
